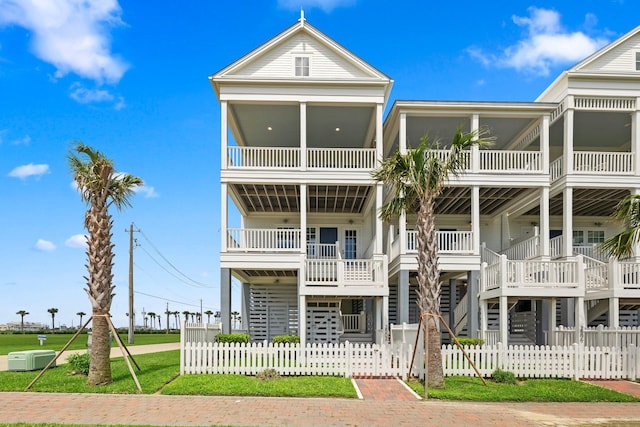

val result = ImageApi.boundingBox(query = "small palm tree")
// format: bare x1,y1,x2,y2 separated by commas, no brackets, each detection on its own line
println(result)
16,310,29,334
147,312,156,330
173,311,180,329
231,311,240,329
68,142,142,386
204,310,214,324
373,126,492,391
47,308,59,331
601,194,640,259
76,311,86,328
182,310,191,324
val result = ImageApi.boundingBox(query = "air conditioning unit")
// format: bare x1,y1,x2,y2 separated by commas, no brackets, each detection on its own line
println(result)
7,350,56,371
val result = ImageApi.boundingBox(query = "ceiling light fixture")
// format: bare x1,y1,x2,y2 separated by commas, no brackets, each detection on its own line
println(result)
335,127,340,132
267,126,273,131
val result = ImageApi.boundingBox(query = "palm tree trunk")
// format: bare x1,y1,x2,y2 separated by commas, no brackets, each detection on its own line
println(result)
416,193,444,389
88,314,112,385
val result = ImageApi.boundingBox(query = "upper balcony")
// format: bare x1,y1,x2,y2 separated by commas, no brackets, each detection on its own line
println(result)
550,152,635,183
227,146,377,170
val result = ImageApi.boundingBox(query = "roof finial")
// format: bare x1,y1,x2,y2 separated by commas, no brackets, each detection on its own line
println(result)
300,9,305,27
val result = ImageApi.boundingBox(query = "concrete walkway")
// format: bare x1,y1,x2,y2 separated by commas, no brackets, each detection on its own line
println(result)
0,342,180,371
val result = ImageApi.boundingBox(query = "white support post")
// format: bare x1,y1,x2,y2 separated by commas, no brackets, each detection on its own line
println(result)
541,114,550,175
563,96,574,175
563,187,573,258
298,292,306,345
221,100,228,170
471,114,480,173
300,102,307,170
540,186,550,258
376,183,383,254
548,297,556,346
472,185,480,255
609,297,619,328
300,184,307,255
376,103,383,162
221,182,228,253
480,297,487,340
500,295,508,345
399,113,407,154
634,98,640,175
575,296,585,344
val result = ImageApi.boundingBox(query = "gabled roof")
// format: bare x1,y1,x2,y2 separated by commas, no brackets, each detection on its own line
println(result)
537,24,640,101
210,16,392,98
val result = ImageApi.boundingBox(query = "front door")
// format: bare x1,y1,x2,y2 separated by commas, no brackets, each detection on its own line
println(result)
307,301,339,343
319,227,338,258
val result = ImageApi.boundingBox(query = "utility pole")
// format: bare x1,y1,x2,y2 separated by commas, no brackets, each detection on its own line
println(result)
127,222,140,344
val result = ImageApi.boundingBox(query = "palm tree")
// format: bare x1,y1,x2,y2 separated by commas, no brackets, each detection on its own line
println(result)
182,310,191,325
68,142,142,386
76,311,86,328
47,308,58,331
601,194,640,259
147,312,156,330
204,310,214,324
373,126,492,391
231,311,240,330
16,310,29,334
173,311,180,329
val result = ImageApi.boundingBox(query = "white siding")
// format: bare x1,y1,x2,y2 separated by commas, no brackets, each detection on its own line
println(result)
232,34,373,80
580,35,640,72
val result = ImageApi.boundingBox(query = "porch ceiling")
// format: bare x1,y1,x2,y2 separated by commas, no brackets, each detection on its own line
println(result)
231,183,372,213
435,187,535,215
233,269,298,285
229,103,374,148
524,188,629,216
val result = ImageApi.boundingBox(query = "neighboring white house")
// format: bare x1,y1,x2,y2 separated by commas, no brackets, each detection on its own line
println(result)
211,16,640,346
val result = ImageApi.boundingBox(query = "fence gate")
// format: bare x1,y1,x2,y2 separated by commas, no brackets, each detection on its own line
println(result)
307,301,339,343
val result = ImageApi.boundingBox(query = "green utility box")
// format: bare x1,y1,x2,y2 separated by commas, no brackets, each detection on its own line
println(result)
7,350,56,371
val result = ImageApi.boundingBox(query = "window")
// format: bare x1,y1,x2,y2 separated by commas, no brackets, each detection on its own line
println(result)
587,230,604,244
295,56,309,77
344,229,357,259
572,230,584,245
636,52,640,71
306,227,317,257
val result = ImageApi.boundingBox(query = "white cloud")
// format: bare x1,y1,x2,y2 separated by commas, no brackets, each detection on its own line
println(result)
65,234,87,248
0,0,128,84
278,0,356,13
8,163,50,179
12,135,31,145
69,83,114,103
135,185,158,198
35,239,56,251
468,8,609,76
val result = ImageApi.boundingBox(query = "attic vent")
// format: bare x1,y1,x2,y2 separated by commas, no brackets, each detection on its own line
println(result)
295,56,310,77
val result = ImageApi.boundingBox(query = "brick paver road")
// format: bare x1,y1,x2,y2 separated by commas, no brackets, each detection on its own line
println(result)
2,392,640,426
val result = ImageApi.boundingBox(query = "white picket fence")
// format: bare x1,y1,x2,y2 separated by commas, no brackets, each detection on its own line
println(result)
440,343,639,381
552,325,640,348
181,341,413,377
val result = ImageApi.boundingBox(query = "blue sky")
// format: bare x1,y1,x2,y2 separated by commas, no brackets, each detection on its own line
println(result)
0,0,637,328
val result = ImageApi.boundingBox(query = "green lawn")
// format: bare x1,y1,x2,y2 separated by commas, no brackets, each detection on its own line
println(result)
406,375,640,402
0,332,179,355
0,348,637,402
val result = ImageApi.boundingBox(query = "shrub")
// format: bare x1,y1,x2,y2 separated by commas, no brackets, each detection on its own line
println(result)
215,333,249,344
456,338,485,347
256,368,281,381
492,368,516,384
272,335,300,344
67,352,90,375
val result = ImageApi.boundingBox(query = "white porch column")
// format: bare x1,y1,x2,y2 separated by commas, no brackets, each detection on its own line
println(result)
376,103,383,162
633,97,640,175
221,182,228,253
574,296,585,344
471,114,480,173
541,114,550,175
298,292,306,345
609,297,620,328
398,270,410,323
479,298,487,340
563,187,573,258
300,102,307,170
399,113,407,154
540,186,550,257
221,100,228,171
499,295,508,345
376,183,383,254
563,96,574,175
472,185,480,255
548,298,556,346
220,268,232,334
241,283,250,330
300,184,307,255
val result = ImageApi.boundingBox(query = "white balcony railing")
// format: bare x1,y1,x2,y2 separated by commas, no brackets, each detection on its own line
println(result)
306,243,339,259
482,255,581,292
305,258,384,286
307,148,376,169
340,312,366,333
502,235,539,260
406,230,473,254
550,157,562,182
227,228,301,252
480,150,542,172
227,147,300,169
573,151,633,174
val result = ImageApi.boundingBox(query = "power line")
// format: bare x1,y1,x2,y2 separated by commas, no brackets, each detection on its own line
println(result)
136,246,214,288
138,229,212,287
134,290,217,310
